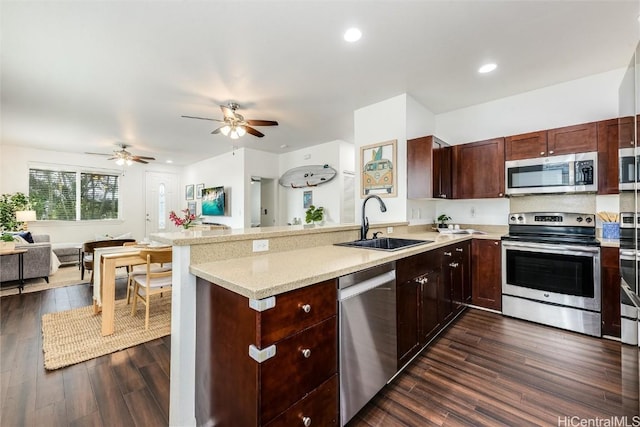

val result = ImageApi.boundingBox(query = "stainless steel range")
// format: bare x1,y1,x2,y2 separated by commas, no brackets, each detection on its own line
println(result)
502,212,601,337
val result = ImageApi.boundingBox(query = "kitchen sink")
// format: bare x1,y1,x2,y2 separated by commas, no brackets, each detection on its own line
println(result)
335,237,433,251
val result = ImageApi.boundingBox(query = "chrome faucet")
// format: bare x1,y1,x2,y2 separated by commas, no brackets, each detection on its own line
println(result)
361,194,387,240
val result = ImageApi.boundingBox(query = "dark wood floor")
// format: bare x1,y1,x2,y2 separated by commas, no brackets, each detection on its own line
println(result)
2,283,638,427
0,280,170,427
349,310,640,426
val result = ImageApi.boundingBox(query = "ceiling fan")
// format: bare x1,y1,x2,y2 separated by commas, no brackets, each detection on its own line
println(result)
86,143,156,165
182,103,278,139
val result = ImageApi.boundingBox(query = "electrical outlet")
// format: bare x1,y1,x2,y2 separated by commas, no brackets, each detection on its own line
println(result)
471,207,476,217
252,239,269,252
387,226,393,234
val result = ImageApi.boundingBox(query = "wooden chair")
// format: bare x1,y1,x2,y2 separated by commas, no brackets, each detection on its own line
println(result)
81,238,136,284
125,244,172,304
130,248,173,330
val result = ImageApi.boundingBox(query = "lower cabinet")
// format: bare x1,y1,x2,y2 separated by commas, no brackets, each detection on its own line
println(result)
471,239,502,311
396,241,470,368
195,278,338,426
601,246,621,337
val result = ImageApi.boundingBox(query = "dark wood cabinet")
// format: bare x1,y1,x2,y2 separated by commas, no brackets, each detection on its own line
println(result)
505,131,548,161
597,119,622,195
453,137,505,199
601,246,621,338
505,122,597,161
407,135,452,199
547,122,598,156
195,279,338,426
447,240,471,314
471,239,502,311
397,252,441,368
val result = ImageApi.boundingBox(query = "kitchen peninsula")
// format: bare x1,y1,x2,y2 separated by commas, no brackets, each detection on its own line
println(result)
152,223,502,426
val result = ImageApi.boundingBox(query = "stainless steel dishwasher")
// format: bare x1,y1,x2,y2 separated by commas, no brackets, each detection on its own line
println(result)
338,262,396,426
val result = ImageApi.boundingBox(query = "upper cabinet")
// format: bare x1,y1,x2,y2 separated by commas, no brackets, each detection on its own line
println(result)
547,122,598,155
597,118,624,195
505,131,548,161
505,122,597,161
453,137,505,199
407,136,452,199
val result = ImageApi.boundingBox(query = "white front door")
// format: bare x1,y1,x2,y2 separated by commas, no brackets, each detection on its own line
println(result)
145,172,179,238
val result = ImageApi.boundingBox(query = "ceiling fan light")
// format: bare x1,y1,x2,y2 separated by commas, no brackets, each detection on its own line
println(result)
236,126,246,137
230,129,240,140
220,125,231,136
126,159,133,166
116,158,125,166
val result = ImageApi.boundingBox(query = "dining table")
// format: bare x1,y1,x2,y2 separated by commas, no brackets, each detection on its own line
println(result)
93,244,173,336
92,246,145,336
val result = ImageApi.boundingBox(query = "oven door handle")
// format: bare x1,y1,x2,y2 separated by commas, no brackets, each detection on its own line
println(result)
502,240,600,254
619,249,637,260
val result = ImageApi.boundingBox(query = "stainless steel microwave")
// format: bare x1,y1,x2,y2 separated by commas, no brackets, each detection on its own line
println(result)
505,152,597,195
619,147,638,190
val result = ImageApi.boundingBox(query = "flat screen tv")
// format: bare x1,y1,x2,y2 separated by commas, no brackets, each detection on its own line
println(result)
201,186,225,216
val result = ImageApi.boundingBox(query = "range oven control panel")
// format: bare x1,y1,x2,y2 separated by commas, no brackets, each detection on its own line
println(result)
508,212,595,227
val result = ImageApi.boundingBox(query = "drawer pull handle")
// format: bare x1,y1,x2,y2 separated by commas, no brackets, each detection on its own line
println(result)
540,151,545,156
301,348,311,358
302,416,312,426
443,251,452,256
548,150,554,155
301,304,311,313
455,248,463,252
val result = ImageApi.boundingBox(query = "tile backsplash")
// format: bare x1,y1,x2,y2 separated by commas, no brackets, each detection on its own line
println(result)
509,194,596,214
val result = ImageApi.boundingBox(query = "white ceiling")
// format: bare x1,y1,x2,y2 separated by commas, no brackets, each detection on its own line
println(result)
1,1,639,166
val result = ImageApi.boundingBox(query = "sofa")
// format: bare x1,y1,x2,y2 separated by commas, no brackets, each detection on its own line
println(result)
0,234,52,284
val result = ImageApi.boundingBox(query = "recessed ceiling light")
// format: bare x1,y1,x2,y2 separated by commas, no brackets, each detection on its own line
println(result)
165,160,173,164
344,28,362,43
280,144,288,149
478,63,497,74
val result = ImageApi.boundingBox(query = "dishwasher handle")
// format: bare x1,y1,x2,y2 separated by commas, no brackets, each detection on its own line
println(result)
338,270,395,301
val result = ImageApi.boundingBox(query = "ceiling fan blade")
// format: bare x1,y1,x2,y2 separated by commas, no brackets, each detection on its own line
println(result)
244,126,264,138
211,126,225,134
133,155,155,160
181,115,222,122
220,105,236,120
132,158,149,164
246,120,278,127
85,152,112,156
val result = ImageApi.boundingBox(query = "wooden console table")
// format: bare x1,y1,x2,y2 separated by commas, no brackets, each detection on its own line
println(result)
0,248,28,293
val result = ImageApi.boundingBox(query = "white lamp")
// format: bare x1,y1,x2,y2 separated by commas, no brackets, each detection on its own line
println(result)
16,210,37,230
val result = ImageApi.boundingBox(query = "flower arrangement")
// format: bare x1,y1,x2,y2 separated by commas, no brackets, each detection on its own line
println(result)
169,209,198,229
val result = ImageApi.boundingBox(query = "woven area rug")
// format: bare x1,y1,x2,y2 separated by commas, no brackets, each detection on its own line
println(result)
42,297,171,370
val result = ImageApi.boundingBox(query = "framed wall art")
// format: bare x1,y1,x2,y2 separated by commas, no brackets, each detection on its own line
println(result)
185,184,194,200
303,190,312,209
196,183,204,199
360,139,397,198
187,201,197,215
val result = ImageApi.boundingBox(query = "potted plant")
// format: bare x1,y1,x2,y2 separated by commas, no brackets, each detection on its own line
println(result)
305,205,324,226
0,233,15,251
437,214,452,229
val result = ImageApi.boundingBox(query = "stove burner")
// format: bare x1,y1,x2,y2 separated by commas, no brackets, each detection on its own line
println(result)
505,212,599,247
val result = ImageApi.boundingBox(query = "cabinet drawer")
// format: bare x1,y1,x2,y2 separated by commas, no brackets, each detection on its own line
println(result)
260,316,337,423
264,375,338,427
257,280,337,347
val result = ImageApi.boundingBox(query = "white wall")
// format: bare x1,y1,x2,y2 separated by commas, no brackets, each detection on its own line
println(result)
278,140,352,225
244,149,279,228
0,144,183,243
427,68,627,226
182,149,245,229
354,94,409,225
436,68,625,144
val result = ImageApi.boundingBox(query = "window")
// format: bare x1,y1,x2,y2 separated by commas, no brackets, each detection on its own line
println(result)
29,168,120,220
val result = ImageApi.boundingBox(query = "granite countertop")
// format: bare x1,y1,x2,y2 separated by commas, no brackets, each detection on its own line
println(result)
190,231,503,300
